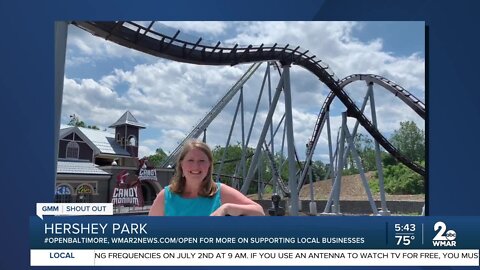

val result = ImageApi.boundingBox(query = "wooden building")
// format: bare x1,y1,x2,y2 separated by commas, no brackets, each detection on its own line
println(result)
55,111,173,206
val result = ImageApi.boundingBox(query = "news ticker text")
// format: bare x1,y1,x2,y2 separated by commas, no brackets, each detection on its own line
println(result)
30,210,480,267
30,249,479,266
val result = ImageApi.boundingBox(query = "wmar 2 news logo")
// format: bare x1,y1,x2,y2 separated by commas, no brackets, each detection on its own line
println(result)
432,221,456,247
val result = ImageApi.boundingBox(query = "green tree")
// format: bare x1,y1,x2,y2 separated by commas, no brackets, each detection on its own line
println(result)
381,151,398,167
212,143,257,193
68,114,99,130
212,143,293,195
372,162,425,194
212,143,249,178
147,148,168,168
311,160,327,180
354,133,377,172
343,133,376,175
390,121,425,162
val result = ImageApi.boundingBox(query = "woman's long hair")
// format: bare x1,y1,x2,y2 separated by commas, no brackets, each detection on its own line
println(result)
169,140,217,197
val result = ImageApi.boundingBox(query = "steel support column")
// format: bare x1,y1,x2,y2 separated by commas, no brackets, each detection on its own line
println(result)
343,112,379,215
326,110,335,180
325,113,346,214
282,64,299,216
368,82,389,215
240,71,285,194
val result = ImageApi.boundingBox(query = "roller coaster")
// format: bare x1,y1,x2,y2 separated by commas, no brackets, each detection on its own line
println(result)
67,21,425,215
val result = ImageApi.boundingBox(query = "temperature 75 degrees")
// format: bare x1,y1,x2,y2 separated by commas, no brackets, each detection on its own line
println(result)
395,235,415,246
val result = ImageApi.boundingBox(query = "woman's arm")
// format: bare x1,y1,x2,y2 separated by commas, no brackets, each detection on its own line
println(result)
148,189,165,216
210,184,265,216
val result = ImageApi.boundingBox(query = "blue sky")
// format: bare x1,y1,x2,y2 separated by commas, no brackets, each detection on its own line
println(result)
353,21,425,58
62,21,425,162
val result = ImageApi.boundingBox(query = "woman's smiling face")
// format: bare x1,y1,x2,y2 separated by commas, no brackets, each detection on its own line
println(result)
181,147,211,183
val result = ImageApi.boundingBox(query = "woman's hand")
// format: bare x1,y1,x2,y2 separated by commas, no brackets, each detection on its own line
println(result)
210,203,264,216
218,184,265,216
210,204,229,216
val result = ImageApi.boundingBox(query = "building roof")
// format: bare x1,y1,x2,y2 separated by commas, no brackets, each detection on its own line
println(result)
60,126,131,156
109,111,146,128
59,125,74,137
57,160,110,175
80,127,131,156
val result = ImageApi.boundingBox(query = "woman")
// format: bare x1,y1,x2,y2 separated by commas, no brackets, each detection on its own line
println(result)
149,140,265,216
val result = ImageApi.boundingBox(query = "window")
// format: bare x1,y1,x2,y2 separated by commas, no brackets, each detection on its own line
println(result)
56,184,72,195
66,141,79,159
55,184,72,203
116,133,121,142
76,184,94,203
128,135,137,146
76,184,94,195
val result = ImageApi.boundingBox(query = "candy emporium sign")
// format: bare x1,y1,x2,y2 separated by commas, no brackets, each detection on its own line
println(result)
138,159,157,181
111,170,144,207
138,168,157,181
111,185,142,206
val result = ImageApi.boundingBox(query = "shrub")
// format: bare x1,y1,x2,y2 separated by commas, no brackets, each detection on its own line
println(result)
372,162,424,194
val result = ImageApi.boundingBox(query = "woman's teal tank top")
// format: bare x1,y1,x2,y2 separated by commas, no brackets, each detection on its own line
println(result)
164,182,221,216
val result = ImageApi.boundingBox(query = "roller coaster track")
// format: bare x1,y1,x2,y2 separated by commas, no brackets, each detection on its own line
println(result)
339,74,425,118
299,74,426,189
263,142,290,196
160,62,262,167
72,21,425,177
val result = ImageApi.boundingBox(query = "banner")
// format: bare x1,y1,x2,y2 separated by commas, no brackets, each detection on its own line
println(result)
111,170,144,207
29,216,480,267
137,158,158,182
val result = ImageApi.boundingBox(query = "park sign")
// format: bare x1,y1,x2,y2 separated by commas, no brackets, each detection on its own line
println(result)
111,170,144,207
111,184,143,206
137,158,157,181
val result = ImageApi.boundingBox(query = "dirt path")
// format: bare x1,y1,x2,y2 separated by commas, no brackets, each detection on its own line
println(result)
250,171,425,202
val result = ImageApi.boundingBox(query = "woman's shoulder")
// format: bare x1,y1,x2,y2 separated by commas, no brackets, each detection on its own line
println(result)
218,183,237,196
218,183,253,204
218,182,233,190
162,185,173,198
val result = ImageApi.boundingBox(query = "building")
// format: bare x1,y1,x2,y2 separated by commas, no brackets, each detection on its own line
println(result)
55,111,173,207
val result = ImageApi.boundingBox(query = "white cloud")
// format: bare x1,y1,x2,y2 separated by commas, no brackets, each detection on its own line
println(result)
157,21,228,37
63,21,425,163
66,24,151,68
62,78,129,127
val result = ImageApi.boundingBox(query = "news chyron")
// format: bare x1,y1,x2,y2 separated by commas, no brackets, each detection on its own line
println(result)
30,204,479,267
